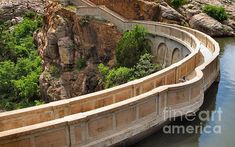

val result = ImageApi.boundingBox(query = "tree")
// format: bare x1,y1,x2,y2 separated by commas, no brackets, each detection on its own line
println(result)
0,11,44,110
0,61,16,97
116,25,151,67
134,53,161,79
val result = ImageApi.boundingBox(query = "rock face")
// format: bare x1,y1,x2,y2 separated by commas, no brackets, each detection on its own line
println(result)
90,0,161,21
159,2,186,25
89,0,186,24
37,2,121,101
189,13,234,36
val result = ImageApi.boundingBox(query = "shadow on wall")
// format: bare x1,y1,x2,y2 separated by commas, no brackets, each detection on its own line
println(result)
154,43,168,67
171,48,181,64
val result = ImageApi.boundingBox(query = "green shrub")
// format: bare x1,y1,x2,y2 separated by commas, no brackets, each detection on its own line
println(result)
98,63,109,76
79,15,91,27
76,58,86,71
203,5,228,21
98,64,134,88
49,65,60,78
98,54,162,88
34,100,45,106
170,0,187,7
0,12,43,111
105,67,134,88
116,25,151,67
13,72,40,99
134,53,162,79
0,61,16,96
24,11,37,19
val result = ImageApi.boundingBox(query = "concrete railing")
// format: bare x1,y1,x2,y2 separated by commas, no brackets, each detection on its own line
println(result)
0,0,220,146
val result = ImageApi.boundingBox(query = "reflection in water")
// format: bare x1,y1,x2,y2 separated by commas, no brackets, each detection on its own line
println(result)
133,37,235,147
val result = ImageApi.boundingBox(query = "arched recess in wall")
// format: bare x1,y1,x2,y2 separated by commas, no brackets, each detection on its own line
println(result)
171,48,181,64
154,43,168,66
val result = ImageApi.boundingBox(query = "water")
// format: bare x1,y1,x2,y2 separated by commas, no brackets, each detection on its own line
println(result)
133,37,235,147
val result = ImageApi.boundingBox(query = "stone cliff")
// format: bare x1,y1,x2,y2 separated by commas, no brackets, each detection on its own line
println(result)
36,2,121,101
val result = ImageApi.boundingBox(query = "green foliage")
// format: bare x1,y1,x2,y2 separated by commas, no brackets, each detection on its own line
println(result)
0,13,42,61
34,100,45,106
98,63,109,76
13,72,40,99
65,5,77,11
116,25,151,67
170,0,187,7
76,58,86,71
100,65,134,88
13,19,39,41
0,61,16,96
24,11,37,19
49,65,60,78
0,11,45,110
134,53,161,79
203,5,228,21
79,15,91,27
99,54,161,88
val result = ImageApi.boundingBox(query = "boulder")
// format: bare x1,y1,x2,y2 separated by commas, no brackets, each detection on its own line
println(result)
159,2,186,25
189,13,234,36
224,19,235,30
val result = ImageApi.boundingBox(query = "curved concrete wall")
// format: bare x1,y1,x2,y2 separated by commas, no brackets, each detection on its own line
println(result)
149,35,190,67
0,0,220,146
0,7,200,132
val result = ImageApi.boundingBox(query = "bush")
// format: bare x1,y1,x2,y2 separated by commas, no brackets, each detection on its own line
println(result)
0,61,16,96
98,64,134,88
170,0,187,7
49,65,60,78
105,67,134,88
76,58,86,71
134,53,162,79
116,25,151,67
79,15,91,27
98,54,161,88
34,100,45,106
98,63,109,76
0,12,43,111
24,11,37,19
203,5,228,21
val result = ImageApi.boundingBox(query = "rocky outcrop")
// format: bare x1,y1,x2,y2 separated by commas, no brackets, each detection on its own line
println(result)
37,2,121,101
159,2,186,25
89,0,186,24
0,0,45,22
90,0,161,21
189,13,234,36
89,0,235,36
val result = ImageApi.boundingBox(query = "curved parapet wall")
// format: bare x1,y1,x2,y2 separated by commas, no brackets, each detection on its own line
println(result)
0,0,220,146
